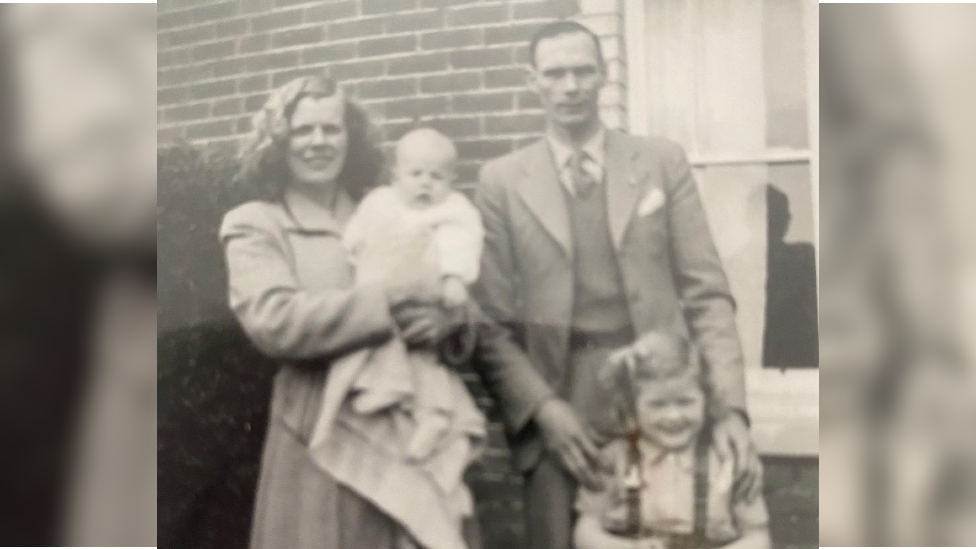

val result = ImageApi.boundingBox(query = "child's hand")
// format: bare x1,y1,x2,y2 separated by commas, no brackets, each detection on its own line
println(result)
441,276,469,308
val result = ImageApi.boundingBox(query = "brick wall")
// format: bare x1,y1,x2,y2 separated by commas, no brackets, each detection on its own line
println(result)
157,1,817,547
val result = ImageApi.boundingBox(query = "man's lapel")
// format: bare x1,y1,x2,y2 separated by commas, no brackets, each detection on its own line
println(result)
605,130,644,250
515,140,573,257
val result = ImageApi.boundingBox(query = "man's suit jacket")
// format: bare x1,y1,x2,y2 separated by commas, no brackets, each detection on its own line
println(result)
473,129,747,472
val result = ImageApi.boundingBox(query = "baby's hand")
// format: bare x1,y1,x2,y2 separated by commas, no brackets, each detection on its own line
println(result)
441,276,469,309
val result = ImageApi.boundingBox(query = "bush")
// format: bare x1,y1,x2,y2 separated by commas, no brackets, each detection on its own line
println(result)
157,143,274,549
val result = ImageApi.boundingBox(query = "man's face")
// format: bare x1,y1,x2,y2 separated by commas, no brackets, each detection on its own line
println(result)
12,4,156,251
528,32,606,131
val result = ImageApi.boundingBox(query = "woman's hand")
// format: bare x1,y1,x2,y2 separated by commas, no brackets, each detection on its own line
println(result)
391,303,465,348
383,265,444,309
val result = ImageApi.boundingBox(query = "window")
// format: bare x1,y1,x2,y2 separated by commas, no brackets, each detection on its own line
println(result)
625,0,819,455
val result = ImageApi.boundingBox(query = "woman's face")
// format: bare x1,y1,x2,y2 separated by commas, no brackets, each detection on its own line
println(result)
286,95,348,188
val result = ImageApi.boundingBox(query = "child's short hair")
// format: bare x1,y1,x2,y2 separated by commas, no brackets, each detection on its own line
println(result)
630,332,702,389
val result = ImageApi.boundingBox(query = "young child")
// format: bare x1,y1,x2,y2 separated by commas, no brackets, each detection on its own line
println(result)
574,332,771,549
309,127,486,549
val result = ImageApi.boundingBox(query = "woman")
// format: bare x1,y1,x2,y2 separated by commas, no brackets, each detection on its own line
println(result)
221,75,554,549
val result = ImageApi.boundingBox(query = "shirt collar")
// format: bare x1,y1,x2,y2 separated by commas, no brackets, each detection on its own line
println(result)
546,125,607,170
641,438,696,473
283,186,355,234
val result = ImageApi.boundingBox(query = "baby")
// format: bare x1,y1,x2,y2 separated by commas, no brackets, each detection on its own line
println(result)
574,332,771,549
309,127,486,549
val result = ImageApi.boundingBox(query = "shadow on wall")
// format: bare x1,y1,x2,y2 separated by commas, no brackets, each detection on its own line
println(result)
762,184,819,369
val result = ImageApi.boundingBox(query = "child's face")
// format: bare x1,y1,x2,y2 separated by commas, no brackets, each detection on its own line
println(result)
392,141,455,209
636,376,706,450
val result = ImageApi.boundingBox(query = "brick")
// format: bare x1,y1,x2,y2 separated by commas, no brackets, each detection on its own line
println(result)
514,0,579,20
187,120,234,140
215,18,248,39
158,86,189,106
192,39,236,62
188,79,236,100
455,161,480,184
244,51,300,73
185,2,238,24
420,72,481,94
328,17,385,40
244,94,270,112
485,113,546,134
422,116,480,139
271,26,324,48
239,74,271,93
237,117,253,134
332,59,386,80
158,10,191,30
273,68,316,87
166,24,215,47
357,77,417,99
450,47,512,69
213,98,243,117
304,1,357,23
158,48,191,68
385,10,443,33
302,42,357,64
158,63,217,86
158,125,184,144
172,0,211,8
421,28,482,50
447,4,508,26
514,43,532,64
380,120,414,141
252,9,303,33
359,35,416,57
452,92,514,114
456,139,512,160
363,0,417,15
163,102,209,123
239,34,270,54
214,57,247,78
385,96,448,120
517,90,542,109
422,0,478,7
387,52,448,75
485,67,527,88
486,22,543,45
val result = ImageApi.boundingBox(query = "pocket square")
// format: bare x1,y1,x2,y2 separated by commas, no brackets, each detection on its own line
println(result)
637,187,666,217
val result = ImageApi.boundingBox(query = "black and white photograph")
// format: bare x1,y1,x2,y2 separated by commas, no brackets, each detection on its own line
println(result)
157,1,818,549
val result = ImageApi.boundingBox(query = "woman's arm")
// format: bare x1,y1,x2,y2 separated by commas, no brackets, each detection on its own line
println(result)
220,203,395,361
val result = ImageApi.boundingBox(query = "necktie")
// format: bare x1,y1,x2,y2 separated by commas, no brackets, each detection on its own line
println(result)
569,150,597,199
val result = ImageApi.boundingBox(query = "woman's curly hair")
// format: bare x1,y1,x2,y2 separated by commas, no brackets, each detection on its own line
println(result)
236,74,385,202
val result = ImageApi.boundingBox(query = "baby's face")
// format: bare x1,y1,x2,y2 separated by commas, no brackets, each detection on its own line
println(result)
636,376,705,450
392,144,455,209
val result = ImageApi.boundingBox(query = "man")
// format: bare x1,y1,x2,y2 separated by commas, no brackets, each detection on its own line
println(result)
473,20,762,549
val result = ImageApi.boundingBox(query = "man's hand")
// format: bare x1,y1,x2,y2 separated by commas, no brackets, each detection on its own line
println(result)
534,398,604,490
713,412,763,501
